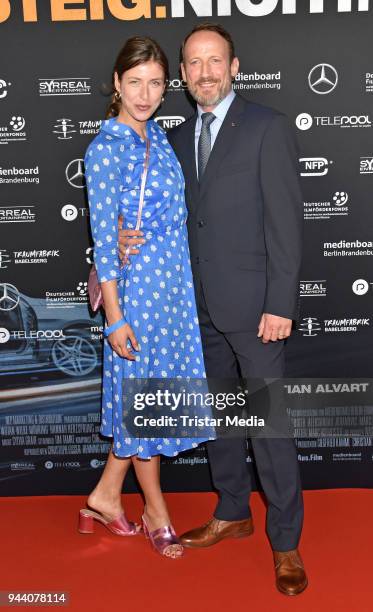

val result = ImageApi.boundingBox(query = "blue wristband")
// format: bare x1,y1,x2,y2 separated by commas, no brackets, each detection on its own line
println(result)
103,318,127,338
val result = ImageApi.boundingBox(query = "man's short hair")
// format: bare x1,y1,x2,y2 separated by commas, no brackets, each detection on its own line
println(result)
181,23,236,64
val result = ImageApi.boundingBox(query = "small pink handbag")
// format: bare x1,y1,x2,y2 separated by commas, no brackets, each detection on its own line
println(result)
88,138,150,312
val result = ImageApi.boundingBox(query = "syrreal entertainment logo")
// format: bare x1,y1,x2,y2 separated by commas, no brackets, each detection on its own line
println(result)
360,156,373,174
299,157,333,177
300,281,327,298
39,78,91,96
0,204,36,223
155,116,185,130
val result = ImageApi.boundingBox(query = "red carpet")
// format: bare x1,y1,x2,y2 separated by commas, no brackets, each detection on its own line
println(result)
1,490,372,611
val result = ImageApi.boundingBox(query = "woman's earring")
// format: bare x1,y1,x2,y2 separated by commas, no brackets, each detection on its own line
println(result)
114,90,121,102
161,96,165,103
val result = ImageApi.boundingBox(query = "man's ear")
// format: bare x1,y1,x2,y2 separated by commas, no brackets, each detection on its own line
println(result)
180,62,186,82
231,57,239,80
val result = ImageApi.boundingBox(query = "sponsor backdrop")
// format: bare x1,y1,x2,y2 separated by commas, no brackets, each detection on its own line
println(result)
1,1,373,495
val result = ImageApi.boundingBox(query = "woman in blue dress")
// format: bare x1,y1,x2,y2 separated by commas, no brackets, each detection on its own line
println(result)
78,37,213,558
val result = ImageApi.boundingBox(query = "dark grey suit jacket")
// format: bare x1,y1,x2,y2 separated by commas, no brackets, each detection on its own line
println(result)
167,93,303,333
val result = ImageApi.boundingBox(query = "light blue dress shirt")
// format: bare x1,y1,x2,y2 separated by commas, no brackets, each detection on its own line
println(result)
195,88,236,177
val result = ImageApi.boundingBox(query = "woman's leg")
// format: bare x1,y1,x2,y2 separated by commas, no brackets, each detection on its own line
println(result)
132,455,183,558
87,441,132,520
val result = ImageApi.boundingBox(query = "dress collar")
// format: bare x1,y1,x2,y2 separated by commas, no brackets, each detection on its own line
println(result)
100,117,159,142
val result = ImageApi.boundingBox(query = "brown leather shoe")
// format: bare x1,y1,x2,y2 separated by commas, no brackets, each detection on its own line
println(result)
273,549,308,596
180,517,254,548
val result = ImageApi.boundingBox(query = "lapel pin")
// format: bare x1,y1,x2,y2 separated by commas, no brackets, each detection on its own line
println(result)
231,122,237,127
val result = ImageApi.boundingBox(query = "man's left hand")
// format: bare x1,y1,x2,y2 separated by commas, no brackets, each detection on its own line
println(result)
257,313,292,343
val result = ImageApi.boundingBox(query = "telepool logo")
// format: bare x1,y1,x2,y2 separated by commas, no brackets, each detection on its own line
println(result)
352,279,370,295
0,79,11,99
155,116,185,130
299,157,333,177
1,1,371,23
308,64,338,95
167,78,187,93
296,113,313,130
0,116,27,144
297,113,372,130
39,78,91,96
0,327,10,343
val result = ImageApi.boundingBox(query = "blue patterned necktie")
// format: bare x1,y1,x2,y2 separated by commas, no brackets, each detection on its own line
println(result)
198,112,216,180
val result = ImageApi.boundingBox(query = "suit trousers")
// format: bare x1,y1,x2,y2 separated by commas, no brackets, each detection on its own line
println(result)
196,280,304,551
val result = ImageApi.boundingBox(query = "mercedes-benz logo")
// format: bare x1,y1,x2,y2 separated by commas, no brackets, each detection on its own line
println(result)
0,283,20,311
308,64,338,95
66,159,86,188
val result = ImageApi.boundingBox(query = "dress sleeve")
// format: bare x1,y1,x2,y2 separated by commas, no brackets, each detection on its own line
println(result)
84,140,121,284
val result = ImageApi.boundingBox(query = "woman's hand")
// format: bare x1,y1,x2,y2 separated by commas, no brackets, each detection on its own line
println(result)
118,214,146,266
107,322,139,360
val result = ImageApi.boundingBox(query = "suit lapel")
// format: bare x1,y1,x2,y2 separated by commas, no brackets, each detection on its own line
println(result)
199,94,246,197
177,115,199,211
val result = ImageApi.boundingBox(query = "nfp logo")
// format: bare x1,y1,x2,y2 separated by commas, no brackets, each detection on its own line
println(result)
299,157,332,176
155,116,185,130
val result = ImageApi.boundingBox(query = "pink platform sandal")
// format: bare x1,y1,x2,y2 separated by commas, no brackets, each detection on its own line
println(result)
142,514,184,559
78,508,141,536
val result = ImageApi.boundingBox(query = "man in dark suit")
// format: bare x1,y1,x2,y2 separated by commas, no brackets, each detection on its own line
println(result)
119,23,307,595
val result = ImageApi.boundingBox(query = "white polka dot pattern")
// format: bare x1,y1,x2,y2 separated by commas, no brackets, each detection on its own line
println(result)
85,118,213,458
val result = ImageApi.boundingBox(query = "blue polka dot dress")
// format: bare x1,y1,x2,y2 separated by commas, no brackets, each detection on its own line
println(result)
85,117,213,459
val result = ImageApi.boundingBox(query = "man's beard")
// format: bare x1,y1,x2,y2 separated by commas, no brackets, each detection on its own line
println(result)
189,78,231,107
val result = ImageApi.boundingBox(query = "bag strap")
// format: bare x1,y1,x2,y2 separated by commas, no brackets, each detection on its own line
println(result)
121,137,150,267
135,137,150,231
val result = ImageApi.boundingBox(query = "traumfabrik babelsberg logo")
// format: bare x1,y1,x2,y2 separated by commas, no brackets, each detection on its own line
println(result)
53,118,101,139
